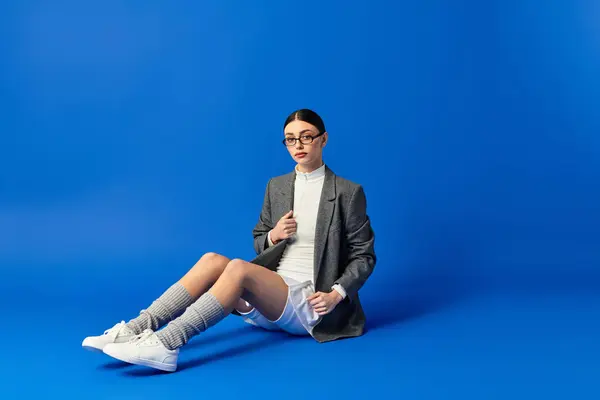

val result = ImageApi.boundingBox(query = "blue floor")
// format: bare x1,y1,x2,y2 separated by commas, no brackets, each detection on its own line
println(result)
2,288,597,399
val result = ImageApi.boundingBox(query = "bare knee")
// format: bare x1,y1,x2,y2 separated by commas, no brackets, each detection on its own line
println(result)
199,252,228,265
187,252,229,277
223,259,249,284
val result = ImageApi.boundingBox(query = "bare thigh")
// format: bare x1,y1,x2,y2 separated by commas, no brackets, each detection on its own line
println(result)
177,252,253,312
209,259,289,321
178,252,230,298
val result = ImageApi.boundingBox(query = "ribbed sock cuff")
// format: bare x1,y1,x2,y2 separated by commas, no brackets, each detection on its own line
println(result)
127,283,194,334
156,292,225,350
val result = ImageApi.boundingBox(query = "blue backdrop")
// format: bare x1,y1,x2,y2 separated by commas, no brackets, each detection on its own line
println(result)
1,1,598,398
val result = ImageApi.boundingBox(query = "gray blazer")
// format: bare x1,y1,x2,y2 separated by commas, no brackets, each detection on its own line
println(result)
247,164,376,343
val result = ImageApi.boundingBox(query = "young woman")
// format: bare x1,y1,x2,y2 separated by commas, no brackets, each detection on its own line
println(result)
82,109,376,372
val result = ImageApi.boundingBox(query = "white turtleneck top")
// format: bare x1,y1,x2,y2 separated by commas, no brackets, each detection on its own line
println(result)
267,164,346,299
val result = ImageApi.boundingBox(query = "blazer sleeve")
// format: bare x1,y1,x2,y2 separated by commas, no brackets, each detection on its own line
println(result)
334,185,376,299
252,178,274,255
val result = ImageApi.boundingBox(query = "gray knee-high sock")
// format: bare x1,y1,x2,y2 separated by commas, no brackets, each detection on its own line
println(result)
126,283,194,334
156,292,225,350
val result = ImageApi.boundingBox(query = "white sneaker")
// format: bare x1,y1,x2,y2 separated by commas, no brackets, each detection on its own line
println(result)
81,321,136,353
103,329,179,372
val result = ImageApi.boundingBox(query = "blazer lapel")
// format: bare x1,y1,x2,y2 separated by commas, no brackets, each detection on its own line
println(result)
278,171,296,217
313,165,336,284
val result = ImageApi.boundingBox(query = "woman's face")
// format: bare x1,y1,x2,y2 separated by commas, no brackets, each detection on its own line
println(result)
283,120,327,170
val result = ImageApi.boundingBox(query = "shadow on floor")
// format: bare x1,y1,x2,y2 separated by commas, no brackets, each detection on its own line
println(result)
364,275,473,332
364,236,482,332
98,324,257,371
120,326,303,376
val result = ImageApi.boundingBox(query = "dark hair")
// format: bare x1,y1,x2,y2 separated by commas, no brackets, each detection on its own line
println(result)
283,109,326,133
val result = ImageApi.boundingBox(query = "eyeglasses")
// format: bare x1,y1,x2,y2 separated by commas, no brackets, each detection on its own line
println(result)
282,131,325,146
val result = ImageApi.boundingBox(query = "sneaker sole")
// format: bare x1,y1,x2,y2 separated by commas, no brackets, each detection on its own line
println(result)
103,346,177,372
82,344,104,353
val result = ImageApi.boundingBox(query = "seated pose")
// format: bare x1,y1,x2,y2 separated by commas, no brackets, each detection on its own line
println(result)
82,108,376,372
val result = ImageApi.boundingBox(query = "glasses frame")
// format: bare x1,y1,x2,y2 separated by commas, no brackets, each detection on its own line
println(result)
282,131,325,146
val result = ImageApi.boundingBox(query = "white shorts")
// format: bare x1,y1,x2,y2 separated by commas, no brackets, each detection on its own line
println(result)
237,275,322,337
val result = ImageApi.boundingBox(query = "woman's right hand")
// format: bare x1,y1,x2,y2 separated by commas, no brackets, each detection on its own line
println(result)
271,210,297,243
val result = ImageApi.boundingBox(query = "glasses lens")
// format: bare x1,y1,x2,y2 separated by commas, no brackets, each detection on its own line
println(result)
299,135,314,144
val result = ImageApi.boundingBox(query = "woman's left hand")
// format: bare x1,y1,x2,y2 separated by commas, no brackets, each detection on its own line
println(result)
308,290,343,315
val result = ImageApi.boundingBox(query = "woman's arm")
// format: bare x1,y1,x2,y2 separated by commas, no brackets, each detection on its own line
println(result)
252,178,274,255
334,185,376,299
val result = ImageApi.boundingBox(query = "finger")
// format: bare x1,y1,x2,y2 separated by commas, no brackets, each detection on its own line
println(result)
309,299,321,307
309,296,323,307
284,227,297,236
282,210,294,219
307,293,319,301
315,307,328,313
313,301,326,309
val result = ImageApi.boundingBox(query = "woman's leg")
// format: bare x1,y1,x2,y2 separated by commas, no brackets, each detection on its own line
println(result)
210,259,288,319
126,252,235,333
82,251,242,353
178,252,231,298
155,259,289,350
179,253,254,313
101,259,290,371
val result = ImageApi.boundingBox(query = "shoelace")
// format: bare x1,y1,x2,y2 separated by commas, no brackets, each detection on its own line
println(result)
103,321,125,338
127,329,154,345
